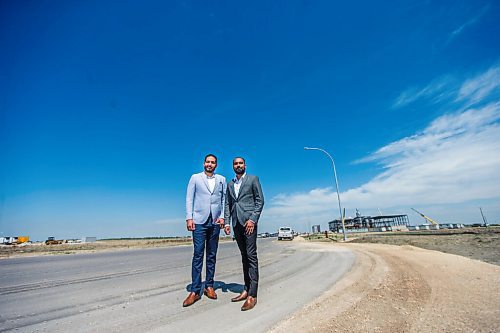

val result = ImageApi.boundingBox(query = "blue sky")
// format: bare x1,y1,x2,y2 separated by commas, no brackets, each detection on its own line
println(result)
1,1,499,240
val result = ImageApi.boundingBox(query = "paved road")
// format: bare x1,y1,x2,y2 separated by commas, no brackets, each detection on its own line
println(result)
0,239,355,332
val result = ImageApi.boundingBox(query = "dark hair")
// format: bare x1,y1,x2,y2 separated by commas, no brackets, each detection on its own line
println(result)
233,156,246,164
204,154,217,163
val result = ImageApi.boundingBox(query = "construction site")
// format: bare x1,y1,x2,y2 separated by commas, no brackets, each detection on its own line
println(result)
327,208,484,233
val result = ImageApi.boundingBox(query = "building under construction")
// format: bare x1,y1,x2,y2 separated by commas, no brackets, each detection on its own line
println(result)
328,210,410,233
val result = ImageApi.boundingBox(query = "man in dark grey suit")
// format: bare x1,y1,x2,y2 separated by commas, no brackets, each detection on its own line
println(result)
224,157,264,311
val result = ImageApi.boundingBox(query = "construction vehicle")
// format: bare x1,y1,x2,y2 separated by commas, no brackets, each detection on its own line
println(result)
45,237,64,245
17,236,30,243
411,208,439,226
479,207,490,227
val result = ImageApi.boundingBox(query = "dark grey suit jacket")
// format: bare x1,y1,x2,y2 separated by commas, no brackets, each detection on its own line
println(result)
224,174,264,227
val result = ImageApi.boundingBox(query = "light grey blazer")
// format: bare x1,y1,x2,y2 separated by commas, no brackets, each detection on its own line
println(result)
224,174,264,227
186,172,227,224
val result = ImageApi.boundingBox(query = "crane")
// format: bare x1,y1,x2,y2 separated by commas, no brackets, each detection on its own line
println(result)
479,207,490,227
411,208,439,225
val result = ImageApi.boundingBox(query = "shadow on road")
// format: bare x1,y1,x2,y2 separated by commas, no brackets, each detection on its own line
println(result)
185,281,244,294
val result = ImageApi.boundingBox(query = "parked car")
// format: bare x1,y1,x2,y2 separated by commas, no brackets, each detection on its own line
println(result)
278,227,294,241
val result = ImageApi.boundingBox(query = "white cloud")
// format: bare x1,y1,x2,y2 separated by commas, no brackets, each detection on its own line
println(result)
264,65,500,231
344,103,500,207
457,66,500,105
450,5,489,39
361,102,500,165
393,63,500,109
393,76,454,108
264,188,339,232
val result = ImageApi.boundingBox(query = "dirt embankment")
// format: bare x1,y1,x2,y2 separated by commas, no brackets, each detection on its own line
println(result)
349,227,500,266
271,242,500,333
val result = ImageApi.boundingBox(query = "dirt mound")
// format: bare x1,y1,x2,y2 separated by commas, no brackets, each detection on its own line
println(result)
271,243,500,333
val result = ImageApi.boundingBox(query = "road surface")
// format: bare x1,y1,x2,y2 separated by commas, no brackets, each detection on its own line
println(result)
0,239,355,332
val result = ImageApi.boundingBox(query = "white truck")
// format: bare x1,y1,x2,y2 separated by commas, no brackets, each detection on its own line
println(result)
278,227,294,241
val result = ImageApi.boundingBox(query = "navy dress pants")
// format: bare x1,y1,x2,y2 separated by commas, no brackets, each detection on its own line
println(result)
190,216,220,294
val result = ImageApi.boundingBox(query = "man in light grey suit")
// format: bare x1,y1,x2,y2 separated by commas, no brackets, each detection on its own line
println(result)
224,157,264,311
183,154,227,307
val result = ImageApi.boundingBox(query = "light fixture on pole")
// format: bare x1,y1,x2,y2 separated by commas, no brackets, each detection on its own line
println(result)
304,147,347,241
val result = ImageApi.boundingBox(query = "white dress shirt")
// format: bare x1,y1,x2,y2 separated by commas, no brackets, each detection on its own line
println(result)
206,174,216,193
234,173,246,197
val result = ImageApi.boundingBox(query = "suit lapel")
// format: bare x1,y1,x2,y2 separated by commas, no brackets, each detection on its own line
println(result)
212,175,218,193
201,173,211,193
213,175,222,194
228,180,236,199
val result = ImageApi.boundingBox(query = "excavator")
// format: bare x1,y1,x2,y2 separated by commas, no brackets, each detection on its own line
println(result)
411,208,439,226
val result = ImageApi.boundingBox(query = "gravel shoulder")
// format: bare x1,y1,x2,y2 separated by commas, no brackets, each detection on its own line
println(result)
349,227,500,266
270,242,500,333
0,238,231,259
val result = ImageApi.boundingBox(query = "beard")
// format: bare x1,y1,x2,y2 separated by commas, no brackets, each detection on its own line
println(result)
234,167,245,175
204,166,214,173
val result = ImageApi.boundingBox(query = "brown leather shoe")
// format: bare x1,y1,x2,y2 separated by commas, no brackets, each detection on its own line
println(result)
241,296,257,311
182,292,201,307
204,287,217,300
231,290,248,302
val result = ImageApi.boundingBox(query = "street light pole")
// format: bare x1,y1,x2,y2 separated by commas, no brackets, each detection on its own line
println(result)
304,147,347,241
